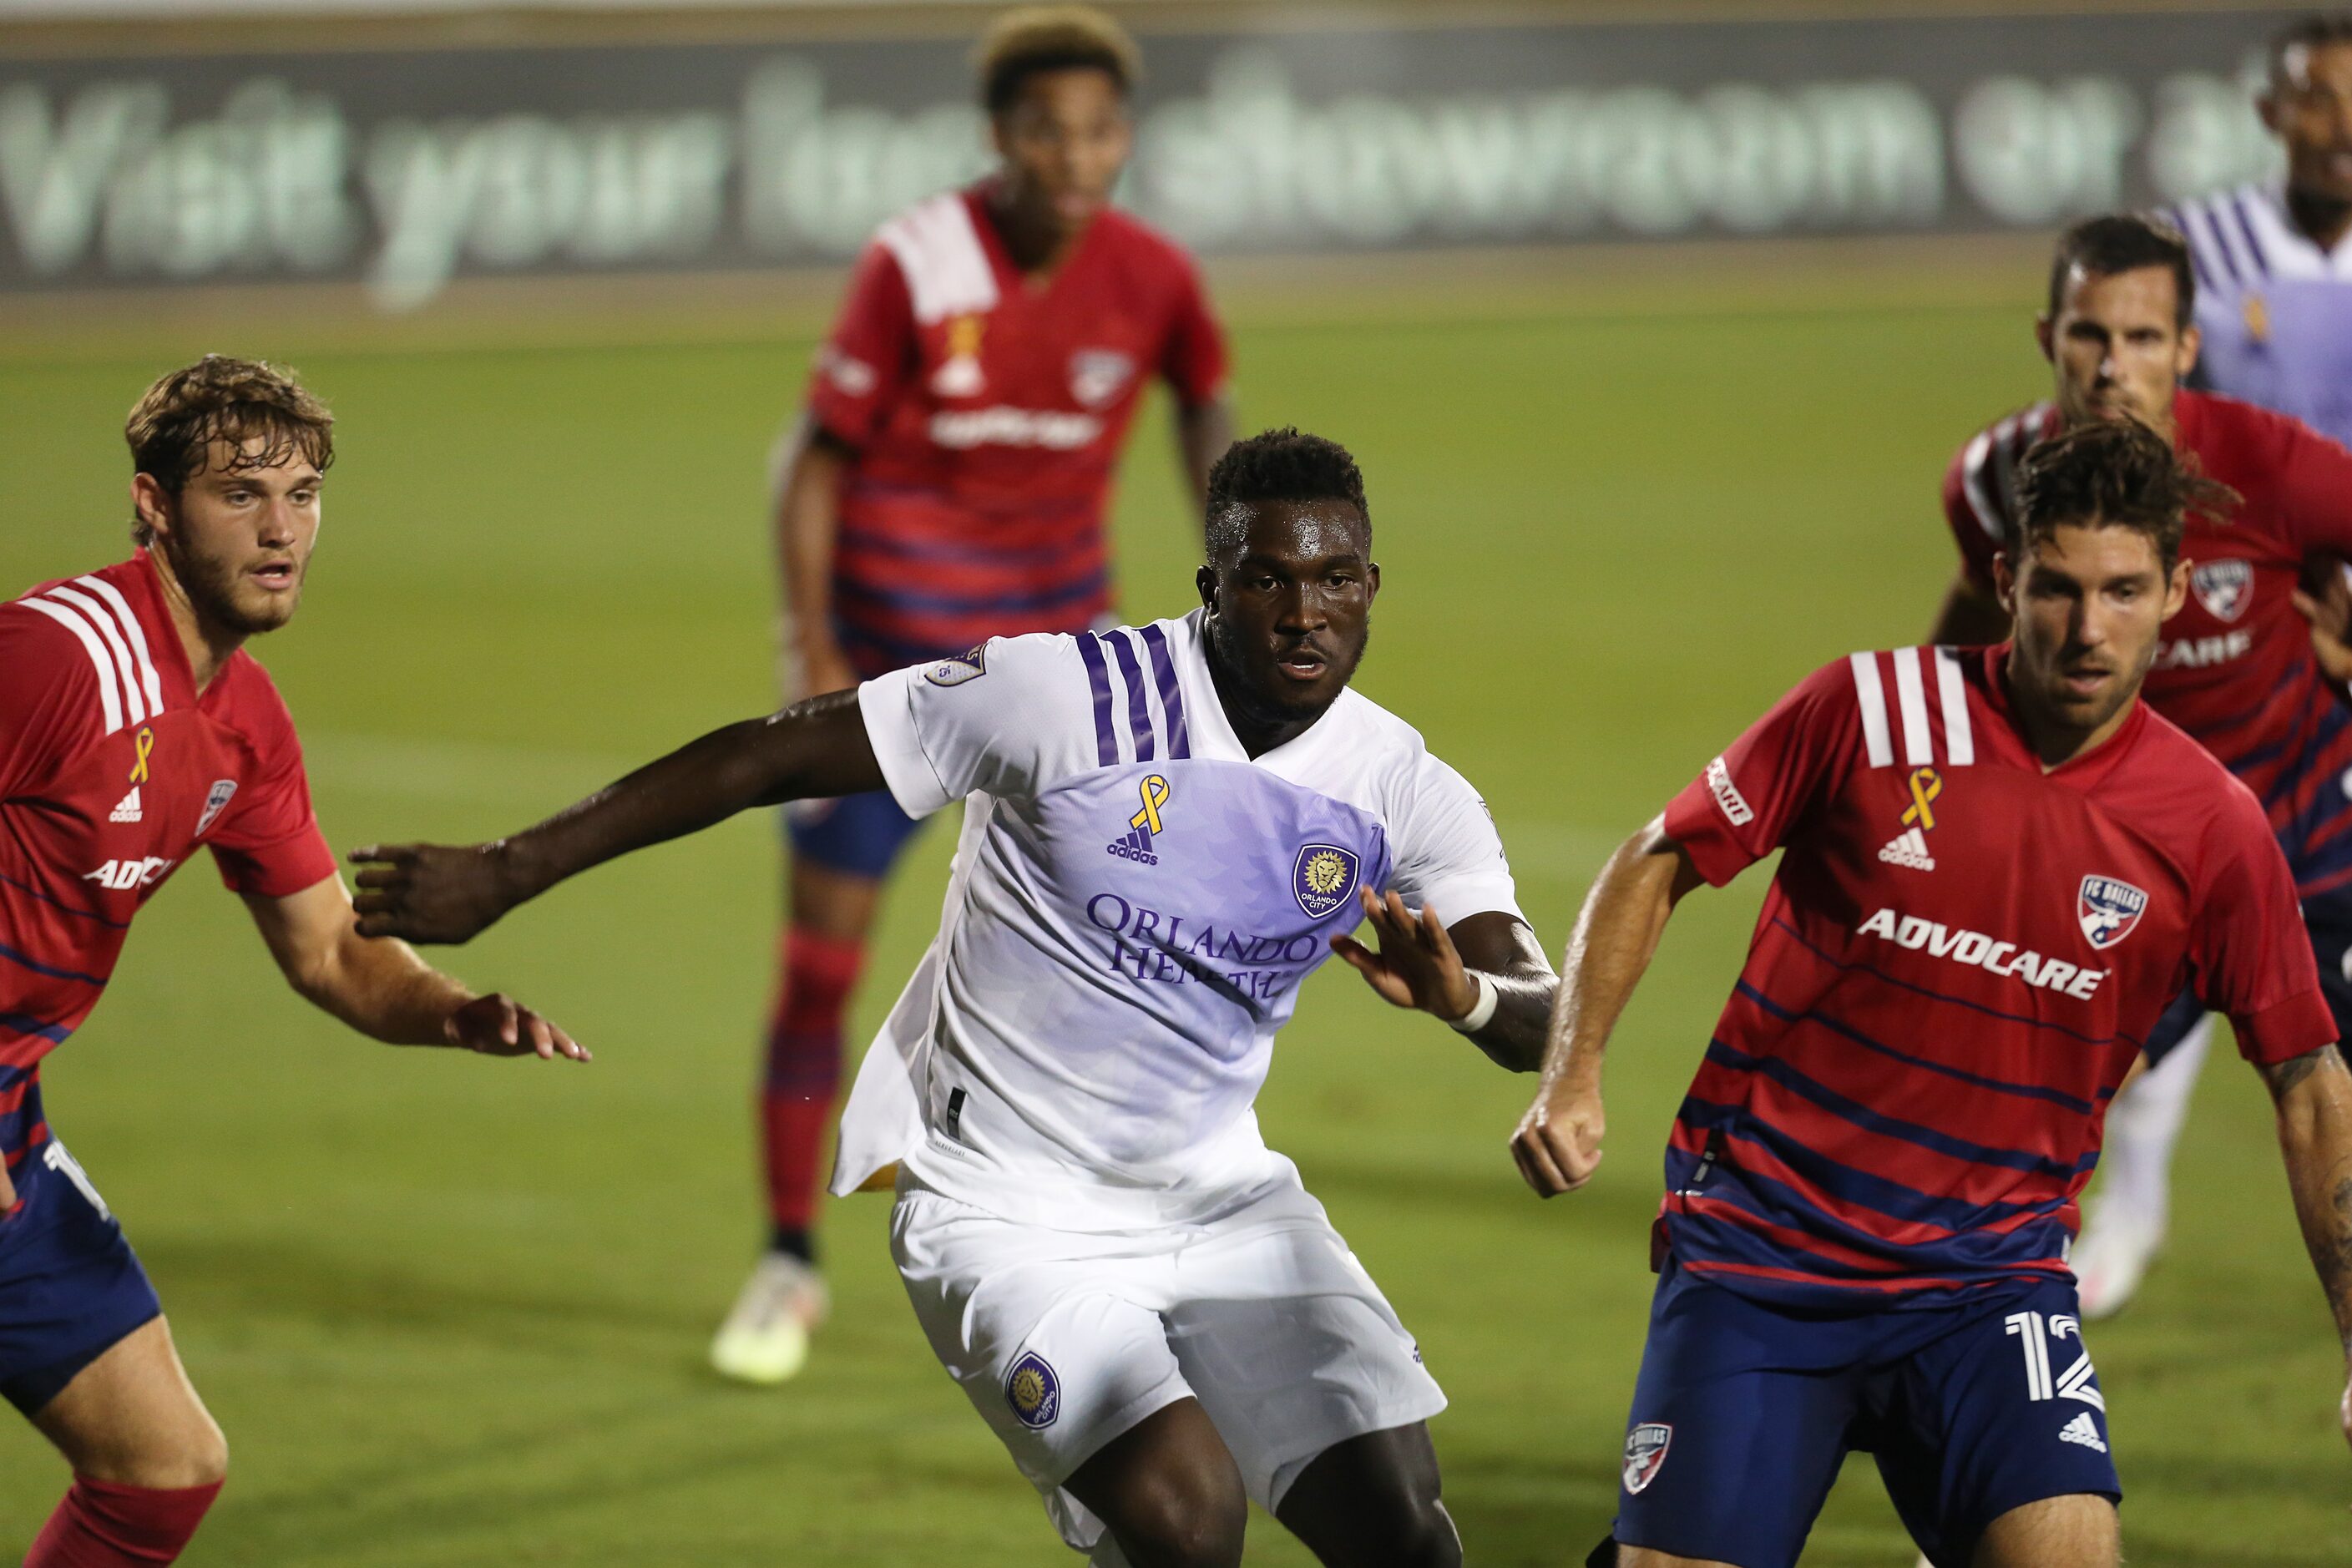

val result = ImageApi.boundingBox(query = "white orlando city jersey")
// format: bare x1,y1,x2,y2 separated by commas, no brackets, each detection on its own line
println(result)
832,609,1521,1230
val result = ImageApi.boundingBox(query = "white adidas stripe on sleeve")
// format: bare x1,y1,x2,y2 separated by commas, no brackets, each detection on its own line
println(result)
1933,646,1974,766
73,574,164,716
1849,651,1894,768
44,586,147,726
17,595,125,735
1890,646,1934,766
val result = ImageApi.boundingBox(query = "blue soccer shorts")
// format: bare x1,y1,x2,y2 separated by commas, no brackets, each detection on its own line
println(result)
1609,1262,2119,1568
0,1138,162,1415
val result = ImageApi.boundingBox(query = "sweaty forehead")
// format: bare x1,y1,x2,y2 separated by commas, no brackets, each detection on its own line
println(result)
2058,264,2178,322
2024,521,2165,578
1226,499,1369,562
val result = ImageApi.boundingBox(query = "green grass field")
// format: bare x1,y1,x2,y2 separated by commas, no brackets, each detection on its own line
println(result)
3,283,2348,1565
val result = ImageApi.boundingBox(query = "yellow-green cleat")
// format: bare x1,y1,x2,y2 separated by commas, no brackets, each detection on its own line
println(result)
710,1252,829,1385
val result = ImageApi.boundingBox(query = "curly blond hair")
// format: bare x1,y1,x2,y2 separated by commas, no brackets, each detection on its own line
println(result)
975,5,1141,114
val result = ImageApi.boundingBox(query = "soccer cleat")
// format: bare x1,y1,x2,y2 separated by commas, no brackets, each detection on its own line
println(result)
709,1252,830,1385
2071,1203,2163,1320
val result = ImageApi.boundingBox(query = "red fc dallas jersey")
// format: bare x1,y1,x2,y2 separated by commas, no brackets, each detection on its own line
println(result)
0,553,336,1177
1659,645,2331,1308
1943,391,2352,897
807,181,1228,672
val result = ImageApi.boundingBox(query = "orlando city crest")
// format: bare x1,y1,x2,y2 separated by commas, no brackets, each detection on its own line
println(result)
1292,843,1361,918
2190,559,2251,622
2077,875,2148,950
1005,1351,1060,1429
1622,1423,1672,1495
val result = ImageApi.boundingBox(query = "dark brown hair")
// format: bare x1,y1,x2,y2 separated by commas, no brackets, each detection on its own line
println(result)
2271,12,2352,85
2047,214,2195,331
975,5,1141,116
2011,420,2238,574
125,355,334,544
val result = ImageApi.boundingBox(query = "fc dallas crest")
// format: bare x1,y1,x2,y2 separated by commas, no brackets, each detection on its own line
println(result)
2077,875,2148,950
2190,559,2251,622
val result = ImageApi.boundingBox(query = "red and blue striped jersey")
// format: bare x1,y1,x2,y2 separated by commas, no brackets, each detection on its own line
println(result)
807,182,1228,673
0,554,336,1187
1943,392,2352,901
1658,646,2331,1308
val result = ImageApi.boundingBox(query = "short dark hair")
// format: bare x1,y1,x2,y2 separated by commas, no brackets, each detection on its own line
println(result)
1204,427,1369,563
975,5,1140,116
2011,419,2238,574
2047,215,2195,331
2270,12,2352,85
125,355,334,545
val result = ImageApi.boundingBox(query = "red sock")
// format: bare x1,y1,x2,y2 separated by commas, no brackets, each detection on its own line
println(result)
760,926,866,1242
25,1477,220,1566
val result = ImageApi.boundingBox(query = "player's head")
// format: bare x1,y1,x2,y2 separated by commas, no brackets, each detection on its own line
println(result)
1995,420,2235,743
2036,215,2200,435
126,354,333,639
1197,427,1378,727
2262,13,2352,205
978,5,1139,240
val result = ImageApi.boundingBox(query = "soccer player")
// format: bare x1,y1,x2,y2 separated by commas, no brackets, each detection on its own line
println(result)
1514,421,2352,1568
2162,13,2352,447
738,1,1232,1384
2,356,583,1567
352,429,1555,1568
1930,213,2352,1317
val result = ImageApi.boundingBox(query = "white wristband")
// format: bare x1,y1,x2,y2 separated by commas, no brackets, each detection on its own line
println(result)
1449,971,1500,1034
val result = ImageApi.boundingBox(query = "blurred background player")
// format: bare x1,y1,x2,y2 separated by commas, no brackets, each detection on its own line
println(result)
2162,12,2352,448
1517,421,2352,1568
0,357,583,1567
1930,215,2352,1318
350,428,1559,1568
726,3,1233,1385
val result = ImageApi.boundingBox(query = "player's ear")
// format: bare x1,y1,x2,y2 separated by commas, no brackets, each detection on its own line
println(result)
2257,84,2283,136
2034,313,2056,364
2162,557,2191,620
1196,563,1218,615
2177,322,2201,382
1991,551,2016,616
130,473,174,544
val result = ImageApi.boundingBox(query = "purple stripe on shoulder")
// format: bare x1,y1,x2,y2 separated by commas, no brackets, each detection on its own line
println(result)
1075,634,1119,766
1105,632,1156,763
2228,193,2273,276
1137,624,1190,760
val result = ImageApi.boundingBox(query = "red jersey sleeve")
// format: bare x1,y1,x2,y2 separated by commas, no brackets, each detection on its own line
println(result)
205,665,336,898
1663,658,1861,887
1158,251,1228,409
804,243,918,449
2269,417,2352,561
2187,789,2335,1064
0,606,94,798
1940,443,2001,597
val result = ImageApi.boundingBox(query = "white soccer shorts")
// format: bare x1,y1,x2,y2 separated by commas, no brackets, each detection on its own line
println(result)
891,1162,1446,1555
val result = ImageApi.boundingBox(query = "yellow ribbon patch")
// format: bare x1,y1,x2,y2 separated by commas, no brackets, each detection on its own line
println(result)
1130,774,1171,837
129,726,154,784
1901,766,1940,831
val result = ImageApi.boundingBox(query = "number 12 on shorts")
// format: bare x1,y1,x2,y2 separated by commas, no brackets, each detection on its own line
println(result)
2005,1310,2103,1410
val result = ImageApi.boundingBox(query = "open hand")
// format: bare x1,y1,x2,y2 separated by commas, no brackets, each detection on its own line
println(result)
2292,562,2352,686
1330,887,1478,1022
1510,1081,1606,1197
350,842,519,944
446,993,589,1061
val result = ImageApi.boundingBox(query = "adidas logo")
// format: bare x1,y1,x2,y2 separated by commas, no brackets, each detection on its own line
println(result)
109,787,142,825
1876,827,1933,870
1105,825,1158,866
2057,1412,2107,1454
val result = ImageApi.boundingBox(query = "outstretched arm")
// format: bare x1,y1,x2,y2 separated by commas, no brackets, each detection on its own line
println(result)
352,691,884,944
1175,396,1233,522
1331,889,1556,1072
1510,815,1703,1196
2261,1044,2352,1453
247,873,585,1059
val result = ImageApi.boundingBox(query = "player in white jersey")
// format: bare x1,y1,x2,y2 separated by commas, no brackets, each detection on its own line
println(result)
2162,14,2352,448
2083,13,2352,1318
350,428,1560,1568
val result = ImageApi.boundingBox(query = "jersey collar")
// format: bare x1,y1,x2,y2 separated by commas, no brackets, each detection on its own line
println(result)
1970,640,2151,787
1173,608,1363,780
